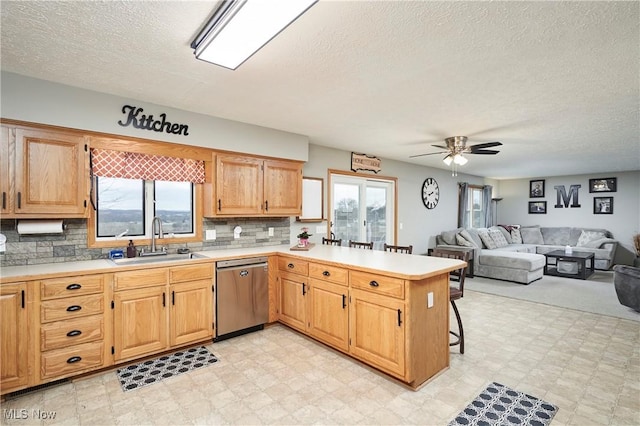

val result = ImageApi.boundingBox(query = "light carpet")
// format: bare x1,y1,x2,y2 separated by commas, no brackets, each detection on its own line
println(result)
465,270,639,322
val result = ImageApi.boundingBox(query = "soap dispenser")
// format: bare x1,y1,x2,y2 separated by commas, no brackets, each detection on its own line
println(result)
127,240,137,258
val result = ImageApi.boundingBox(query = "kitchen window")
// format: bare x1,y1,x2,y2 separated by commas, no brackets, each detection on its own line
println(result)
88,147,205,246
95,177,195,240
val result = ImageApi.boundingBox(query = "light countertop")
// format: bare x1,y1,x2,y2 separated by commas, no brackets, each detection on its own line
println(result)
0,244,465,282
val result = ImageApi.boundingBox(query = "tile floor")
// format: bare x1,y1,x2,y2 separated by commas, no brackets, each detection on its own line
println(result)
1,290,638,425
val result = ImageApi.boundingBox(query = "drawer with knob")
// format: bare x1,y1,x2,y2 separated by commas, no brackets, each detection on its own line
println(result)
40,294,103,323
41,275,104,300
278,257,309,276
40,314,104,351
309,262,347,286
40,341,104,380
349,271,405,299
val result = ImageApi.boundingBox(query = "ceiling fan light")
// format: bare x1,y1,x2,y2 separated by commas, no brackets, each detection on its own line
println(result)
443,155,453,166
454,154,468,165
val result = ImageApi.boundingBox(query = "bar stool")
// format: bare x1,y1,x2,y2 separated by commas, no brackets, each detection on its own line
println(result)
322,237,342,246
430,248,469,354
383,244,413,254
349,240,373,250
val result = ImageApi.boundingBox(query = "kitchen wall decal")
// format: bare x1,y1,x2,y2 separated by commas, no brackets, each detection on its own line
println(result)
351,152,381,173
118,105,190,136
554,184,581,208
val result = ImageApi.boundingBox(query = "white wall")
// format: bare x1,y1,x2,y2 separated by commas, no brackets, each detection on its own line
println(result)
498,171,640,264
290,144,488,254
1,72,309,161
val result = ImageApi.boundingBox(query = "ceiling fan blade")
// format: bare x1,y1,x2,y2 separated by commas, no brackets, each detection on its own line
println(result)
409,151,448,158
469,141,502,151
468,150,500,155
431,144,448,149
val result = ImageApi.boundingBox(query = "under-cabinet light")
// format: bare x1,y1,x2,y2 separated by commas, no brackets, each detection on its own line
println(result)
191,0,317,70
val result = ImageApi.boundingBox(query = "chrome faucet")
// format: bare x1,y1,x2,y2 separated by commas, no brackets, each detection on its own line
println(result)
150,216,165,255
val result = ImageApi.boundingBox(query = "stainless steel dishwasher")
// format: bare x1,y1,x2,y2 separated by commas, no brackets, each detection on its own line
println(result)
215,257,269,341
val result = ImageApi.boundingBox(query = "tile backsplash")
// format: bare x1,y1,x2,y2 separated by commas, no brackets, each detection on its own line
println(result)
0,217,290,267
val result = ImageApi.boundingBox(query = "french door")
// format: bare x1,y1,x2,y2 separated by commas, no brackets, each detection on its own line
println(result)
329,172,396,249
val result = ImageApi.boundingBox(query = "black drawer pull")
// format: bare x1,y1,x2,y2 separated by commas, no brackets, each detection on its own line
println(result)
288,263,294,268
66,330,82,337
342,294,347,309
17,192,21,209
397,309,402,326
66,305,82,312
2,192,5,209
369,280,379,287
66,356,82,364
218,199,221,211
302,282,306,296
322,271,330,276
66,283,82,290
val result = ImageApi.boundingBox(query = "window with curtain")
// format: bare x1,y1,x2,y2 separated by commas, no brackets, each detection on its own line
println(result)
91,149,204,240
458,183,493,228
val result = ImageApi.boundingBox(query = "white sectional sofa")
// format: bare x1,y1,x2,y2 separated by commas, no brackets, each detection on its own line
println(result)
435,226,618,284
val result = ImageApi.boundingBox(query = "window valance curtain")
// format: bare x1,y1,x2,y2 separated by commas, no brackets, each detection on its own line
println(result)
90,148,205,183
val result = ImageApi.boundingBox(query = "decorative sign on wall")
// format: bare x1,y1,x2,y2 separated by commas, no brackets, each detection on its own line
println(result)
351,152,381,173
118,105,190,136
554,184,581,208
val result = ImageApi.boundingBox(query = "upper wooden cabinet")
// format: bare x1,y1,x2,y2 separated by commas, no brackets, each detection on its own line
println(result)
0,125,89,218
208,154,302,217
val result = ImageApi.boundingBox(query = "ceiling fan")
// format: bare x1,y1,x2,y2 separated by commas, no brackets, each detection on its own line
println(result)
410,136,502,175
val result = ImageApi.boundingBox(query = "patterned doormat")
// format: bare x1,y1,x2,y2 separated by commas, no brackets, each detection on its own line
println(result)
448,382,558,426
116,346,218,392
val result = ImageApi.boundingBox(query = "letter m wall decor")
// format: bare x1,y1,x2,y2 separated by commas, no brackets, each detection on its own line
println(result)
554,184,581,208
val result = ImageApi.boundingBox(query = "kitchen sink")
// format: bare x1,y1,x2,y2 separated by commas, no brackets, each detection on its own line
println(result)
109,252,208,266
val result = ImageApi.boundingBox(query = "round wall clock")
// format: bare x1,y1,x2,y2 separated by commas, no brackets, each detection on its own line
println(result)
422,177,439,209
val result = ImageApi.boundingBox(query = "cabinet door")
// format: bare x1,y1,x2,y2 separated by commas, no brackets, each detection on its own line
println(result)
0,126,11,215
0,283,29,391
263,160,302,215
170,279,213,346
307,279,348,352
113,287,168,362
216,155,263,215
278,272,307,332
14,128,88,216
349,288,405,378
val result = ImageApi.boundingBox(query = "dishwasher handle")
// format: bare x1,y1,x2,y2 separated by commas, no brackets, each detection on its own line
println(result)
216,263,267,273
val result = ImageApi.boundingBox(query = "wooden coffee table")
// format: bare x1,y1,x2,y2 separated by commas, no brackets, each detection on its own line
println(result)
544,250,595,280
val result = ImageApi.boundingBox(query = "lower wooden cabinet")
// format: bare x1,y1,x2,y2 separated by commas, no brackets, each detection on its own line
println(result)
40,341,104,380
170,279,213,346
0,282,29,392
113,285,168,362
349,288,405,377
307,278,349,352
278,270,308,332
113,264,213,363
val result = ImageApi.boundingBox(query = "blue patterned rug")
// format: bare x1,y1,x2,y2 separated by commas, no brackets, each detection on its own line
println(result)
116,346,218,392
449,382,558,426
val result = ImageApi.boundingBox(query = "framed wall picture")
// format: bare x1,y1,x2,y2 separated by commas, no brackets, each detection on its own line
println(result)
529,179,545,198
593,197,613,214
297,177,324,222
528,201,547,214
589,177,616,193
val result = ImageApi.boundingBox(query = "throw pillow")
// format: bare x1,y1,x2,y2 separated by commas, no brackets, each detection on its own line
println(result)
520,226,544,245
491,226,512,244
510,226,523,244
489,229,509,248
577,230,607,247
478,229,497,249
460,229,481,248
456,234,474,247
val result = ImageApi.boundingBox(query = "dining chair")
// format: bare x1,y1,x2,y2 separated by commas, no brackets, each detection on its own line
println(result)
383,244,413,254
322,237,342,246
430,248,469,354
348,240,374,250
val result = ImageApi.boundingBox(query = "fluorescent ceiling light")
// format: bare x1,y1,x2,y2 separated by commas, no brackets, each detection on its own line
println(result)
192,0,317,70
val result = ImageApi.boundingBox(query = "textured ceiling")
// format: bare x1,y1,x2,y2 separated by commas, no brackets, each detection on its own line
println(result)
1,0,638,179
